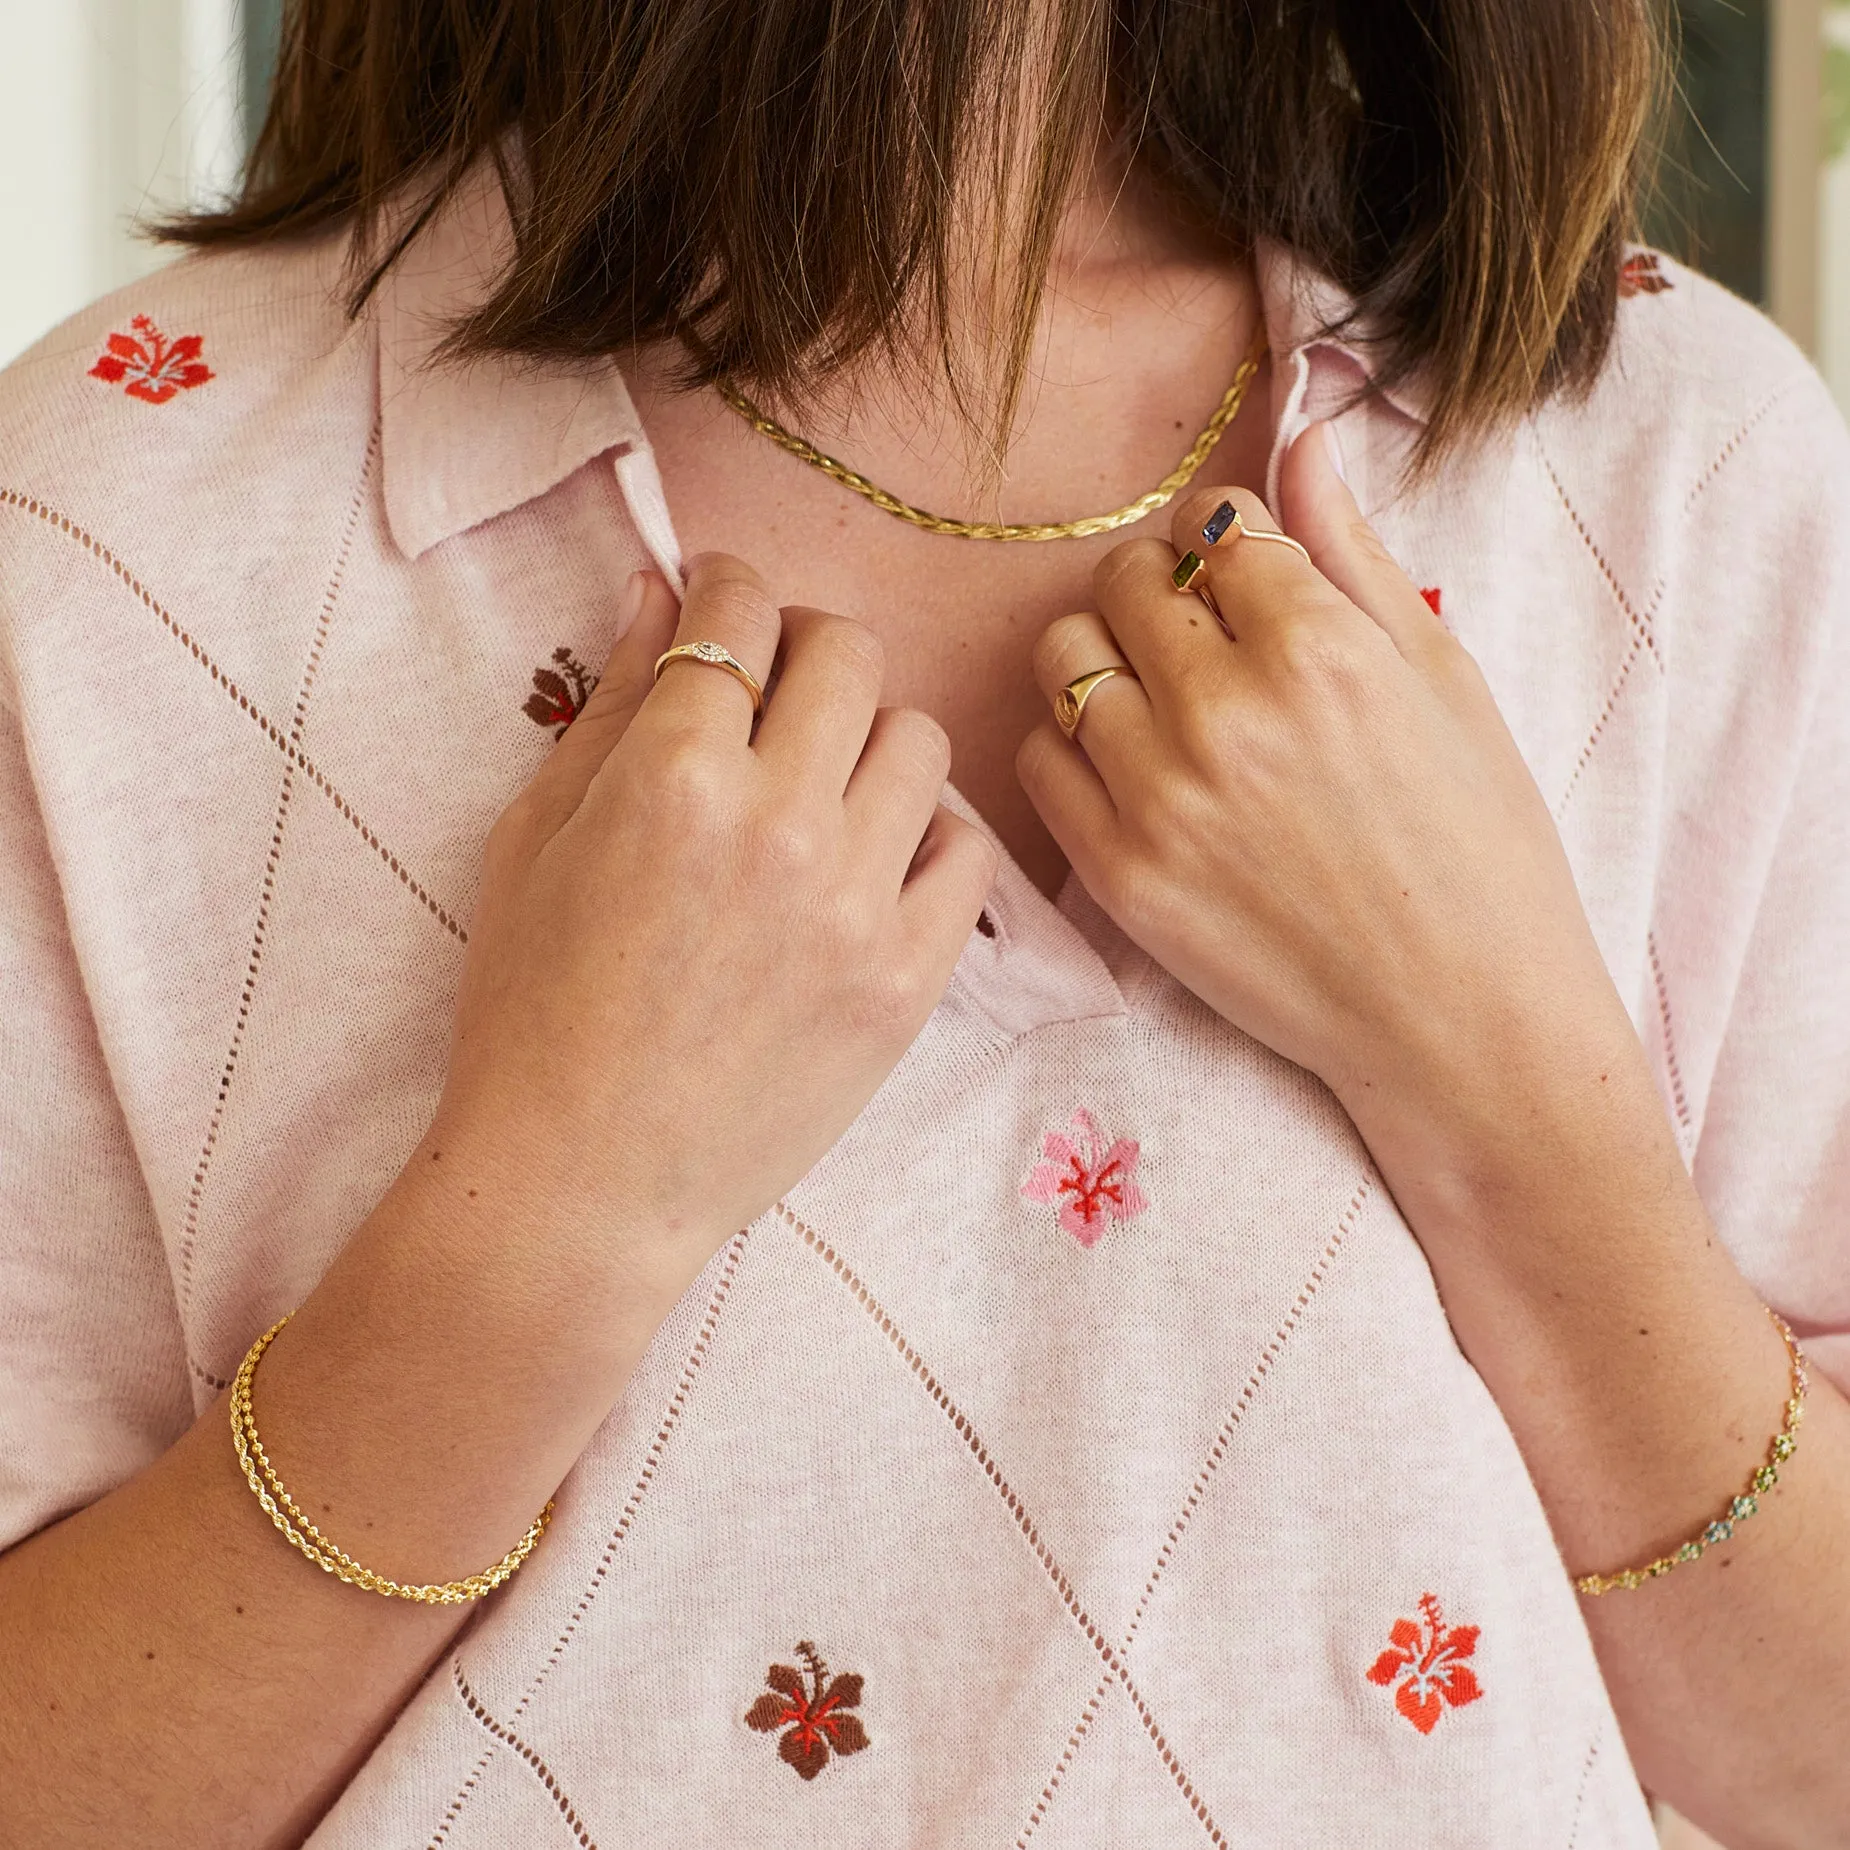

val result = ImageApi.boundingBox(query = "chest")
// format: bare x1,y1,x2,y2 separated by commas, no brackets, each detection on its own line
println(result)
635,374,1280,894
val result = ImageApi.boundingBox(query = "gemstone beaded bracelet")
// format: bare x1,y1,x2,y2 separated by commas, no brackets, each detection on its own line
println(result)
1575,1307,1808,1597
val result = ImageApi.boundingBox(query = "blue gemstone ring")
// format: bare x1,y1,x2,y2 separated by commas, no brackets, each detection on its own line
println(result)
1201,498,1312,566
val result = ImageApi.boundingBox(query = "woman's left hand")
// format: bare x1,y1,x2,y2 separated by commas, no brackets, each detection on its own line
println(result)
1017,423,1637,1164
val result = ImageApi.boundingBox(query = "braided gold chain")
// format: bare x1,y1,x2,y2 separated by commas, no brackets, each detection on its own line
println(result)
230,1316,553,1603
716,327,1268,542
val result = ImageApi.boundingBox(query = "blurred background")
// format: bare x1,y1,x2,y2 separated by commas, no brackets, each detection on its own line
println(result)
2,0,1849,409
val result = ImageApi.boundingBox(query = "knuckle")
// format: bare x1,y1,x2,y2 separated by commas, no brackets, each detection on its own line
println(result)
691,576,780,651
853,947,928,1036
1094,536,1174,602
1272,611,1364,688
885,706,952,778
814,612,885,680
1032,612,1096,679
745,806,822,879
652,733,730,820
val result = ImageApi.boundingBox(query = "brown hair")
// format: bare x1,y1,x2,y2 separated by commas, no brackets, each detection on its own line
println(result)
168,0,1661,468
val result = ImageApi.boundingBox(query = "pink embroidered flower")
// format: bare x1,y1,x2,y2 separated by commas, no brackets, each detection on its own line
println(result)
1021,1109,1147,1248
88,315,214,404
1365,1592,1483,1735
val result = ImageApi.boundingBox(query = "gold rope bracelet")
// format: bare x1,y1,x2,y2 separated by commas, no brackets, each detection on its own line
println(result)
230,1315,553,1603
1574,1307,1809,1596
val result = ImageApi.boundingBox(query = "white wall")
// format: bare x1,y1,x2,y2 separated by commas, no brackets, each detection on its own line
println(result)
0,0,244,367
1823,2,1850,412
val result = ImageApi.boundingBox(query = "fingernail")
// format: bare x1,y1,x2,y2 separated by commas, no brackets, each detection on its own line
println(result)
1322,421,1348,484
615,570,647,634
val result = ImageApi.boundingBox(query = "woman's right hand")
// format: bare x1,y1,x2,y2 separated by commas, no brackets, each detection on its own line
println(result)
436,552,995,1291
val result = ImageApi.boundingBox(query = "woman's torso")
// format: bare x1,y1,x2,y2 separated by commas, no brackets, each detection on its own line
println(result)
3,190,1843,1845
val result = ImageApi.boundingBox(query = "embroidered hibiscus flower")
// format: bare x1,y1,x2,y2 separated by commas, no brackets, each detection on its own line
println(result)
1021,1108,1147,1248
744,1641,870,1780
1366,1592,1483,1735
88,314,213,404
523,647,597,737
1619,251,1673,298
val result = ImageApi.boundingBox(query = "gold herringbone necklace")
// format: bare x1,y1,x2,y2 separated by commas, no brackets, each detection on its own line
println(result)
716,326,1267,542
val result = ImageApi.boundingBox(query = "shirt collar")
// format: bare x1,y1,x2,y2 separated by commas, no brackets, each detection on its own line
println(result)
1252,236,1433,428
374,175,1428,560
375,165,646,560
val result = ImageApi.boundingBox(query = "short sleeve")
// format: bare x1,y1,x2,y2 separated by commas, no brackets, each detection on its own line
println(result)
1692,470,1850,1395
0,687,191,1550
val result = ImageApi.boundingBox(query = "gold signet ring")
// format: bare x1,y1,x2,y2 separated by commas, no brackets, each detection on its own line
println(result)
1055,666,1129,740
653,640,765,715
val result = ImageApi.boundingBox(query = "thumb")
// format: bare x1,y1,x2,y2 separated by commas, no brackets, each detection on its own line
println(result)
526,567,681,838
1280,422,1443,661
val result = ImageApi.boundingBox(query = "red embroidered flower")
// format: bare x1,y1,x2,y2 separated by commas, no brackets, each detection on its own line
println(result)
1021,1109,1147,1248
744,1641,870,1780
1619,251,1673,298
523,647,597,737
88,314,213,404
1366,1592,1483,1735
1419,587,1443,616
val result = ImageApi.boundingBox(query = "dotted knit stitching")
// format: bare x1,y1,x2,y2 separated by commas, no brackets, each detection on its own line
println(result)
1553,636,1644,820
1646,930,1695,1156
428,1232,750,1848
1015,1680,1109,1848
1550,377,1806,816
776,1203,1230,1848
1536,447,1664,669
451,1661,597,1849
177,421,382,1319
1015,1177,1370,1846
1564,1719,1605,1850
0,488,466,940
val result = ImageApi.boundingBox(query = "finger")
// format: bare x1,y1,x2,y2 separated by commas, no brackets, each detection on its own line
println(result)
845,706,953,889
643,552,782,739
896,805,999,977
1015,722,1123,899
524,568,678,838
1090,535,1237,703
1277,424,1448,662
1163,483,1352,652
753,608,885,793
1027,611,1154,793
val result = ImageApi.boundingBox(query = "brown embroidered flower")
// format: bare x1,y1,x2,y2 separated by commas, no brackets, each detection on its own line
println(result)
744,1640,870,1780
1619,251,1673,298
523,647,597,737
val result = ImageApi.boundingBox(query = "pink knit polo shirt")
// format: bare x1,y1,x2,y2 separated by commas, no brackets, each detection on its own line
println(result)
3,176,1848,1846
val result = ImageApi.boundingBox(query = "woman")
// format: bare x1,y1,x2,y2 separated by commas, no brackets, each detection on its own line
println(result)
0,0,1845,1843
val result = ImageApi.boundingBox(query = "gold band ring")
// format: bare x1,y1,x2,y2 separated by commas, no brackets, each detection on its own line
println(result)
652,640,765,715
1055,666,1131,740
